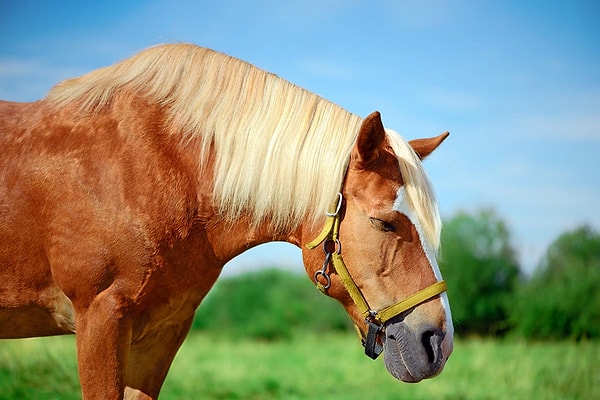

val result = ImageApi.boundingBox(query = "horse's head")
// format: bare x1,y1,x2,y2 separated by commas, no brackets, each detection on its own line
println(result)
301,112,453,382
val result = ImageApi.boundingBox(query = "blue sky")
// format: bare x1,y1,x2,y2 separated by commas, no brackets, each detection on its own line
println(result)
1,1,599,275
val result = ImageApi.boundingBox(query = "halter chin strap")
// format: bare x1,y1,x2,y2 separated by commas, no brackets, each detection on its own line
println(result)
306,193,447,359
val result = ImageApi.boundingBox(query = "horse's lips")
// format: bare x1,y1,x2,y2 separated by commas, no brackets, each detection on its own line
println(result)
383,336,419,382
383,322,424,383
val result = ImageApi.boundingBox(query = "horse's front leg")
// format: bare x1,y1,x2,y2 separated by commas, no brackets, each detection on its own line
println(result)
123,315,195,400
75,292,133,400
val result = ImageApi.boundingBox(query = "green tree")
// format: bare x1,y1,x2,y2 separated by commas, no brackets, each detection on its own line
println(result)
440,209,520,336
511,225,600,340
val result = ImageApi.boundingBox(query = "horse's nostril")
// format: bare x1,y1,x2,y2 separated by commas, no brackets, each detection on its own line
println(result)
420,329,443,365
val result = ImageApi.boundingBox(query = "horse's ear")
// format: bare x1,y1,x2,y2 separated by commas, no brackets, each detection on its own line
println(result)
409,132,450,160
352,111,386,166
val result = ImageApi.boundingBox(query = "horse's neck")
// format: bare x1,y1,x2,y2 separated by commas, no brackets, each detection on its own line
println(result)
199,211,305,262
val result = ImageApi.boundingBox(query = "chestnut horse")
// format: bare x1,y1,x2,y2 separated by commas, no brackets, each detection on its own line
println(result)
0,44,453,399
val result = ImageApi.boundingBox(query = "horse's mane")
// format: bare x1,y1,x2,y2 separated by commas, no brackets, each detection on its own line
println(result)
46,43,439,247
386,129,441,250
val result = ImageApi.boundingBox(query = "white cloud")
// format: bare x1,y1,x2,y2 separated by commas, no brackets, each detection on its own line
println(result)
270,0,361,28
299,58,358,81
0,56,88,101
381,0,468,30
433,151,599,273
495,157,569,182
0,58,41,78
422,87,483,113
517,113,600,142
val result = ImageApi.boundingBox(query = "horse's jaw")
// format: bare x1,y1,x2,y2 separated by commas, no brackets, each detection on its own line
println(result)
383,321,450,383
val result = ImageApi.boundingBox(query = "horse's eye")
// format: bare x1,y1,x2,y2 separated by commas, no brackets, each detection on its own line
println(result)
369,217,396,232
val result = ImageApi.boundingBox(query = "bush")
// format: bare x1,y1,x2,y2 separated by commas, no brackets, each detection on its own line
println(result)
192,269,353,340
510,225,600,340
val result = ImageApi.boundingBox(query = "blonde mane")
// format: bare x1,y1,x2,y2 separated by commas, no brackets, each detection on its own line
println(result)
46,43,439,244
386,129,441,250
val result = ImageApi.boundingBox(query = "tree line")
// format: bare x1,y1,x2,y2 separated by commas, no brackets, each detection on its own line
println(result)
193,209,599,341
441,209,599,340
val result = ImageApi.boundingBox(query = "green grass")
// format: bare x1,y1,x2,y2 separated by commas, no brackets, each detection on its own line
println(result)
1,334,598,399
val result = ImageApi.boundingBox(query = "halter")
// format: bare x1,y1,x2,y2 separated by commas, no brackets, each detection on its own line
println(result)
306,193,447,359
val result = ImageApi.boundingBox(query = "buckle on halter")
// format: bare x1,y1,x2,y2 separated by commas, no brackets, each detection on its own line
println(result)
363,320,384,360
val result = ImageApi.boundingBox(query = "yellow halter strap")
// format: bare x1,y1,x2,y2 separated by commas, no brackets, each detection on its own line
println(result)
306,193,447,359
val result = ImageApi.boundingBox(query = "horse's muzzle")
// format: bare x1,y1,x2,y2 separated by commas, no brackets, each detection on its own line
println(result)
383,321,450,382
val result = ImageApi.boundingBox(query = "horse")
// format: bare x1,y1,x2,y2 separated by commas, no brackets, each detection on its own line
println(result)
0,43,453,399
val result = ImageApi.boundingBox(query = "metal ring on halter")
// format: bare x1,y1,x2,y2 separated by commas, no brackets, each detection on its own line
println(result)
313,269,331,290
314,252,332,290
326,192,343,217
323,238,342,255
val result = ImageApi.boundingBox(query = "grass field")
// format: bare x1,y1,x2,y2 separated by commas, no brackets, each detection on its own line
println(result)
0,333,597,400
